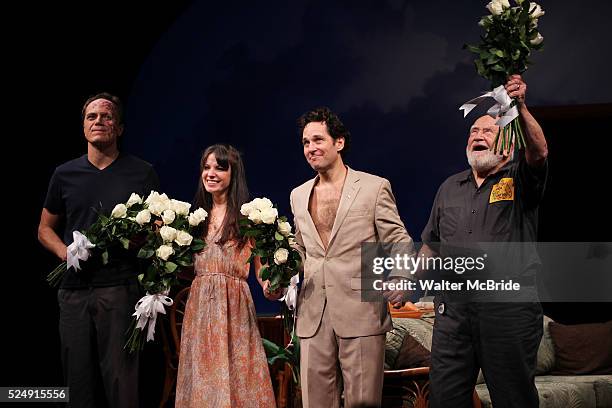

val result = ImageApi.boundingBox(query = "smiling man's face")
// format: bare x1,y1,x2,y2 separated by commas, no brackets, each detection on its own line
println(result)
466,115,508,173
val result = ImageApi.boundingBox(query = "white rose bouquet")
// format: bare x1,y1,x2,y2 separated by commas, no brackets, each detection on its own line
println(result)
46,193,151,287
239,197,301,292
125,192,207,352
461,0,545,154
45,190,208,352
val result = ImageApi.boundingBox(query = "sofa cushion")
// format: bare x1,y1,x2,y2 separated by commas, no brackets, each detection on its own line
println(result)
384,316,433,369
476,375,612,408
549,320,612,375
536,315,556,375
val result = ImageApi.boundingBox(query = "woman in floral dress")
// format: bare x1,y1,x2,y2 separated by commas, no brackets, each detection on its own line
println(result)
175,144,277,407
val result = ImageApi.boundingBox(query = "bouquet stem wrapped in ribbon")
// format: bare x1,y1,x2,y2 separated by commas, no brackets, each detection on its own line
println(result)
461,0,545,154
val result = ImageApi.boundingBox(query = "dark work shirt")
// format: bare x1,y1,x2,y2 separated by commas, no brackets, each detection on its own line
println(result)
44,153,160,288
422,156,548,278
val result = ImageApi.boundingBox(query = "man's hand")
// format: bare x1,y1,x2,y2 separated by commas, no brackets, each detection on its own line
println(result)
383,278,412,309
505,74,527,105
505,73,548,166
57,247,68,262
263,280,284,301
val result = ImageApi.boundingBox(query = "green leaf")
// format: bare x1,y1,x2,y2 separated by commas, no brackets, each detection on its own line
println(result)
260,266,270,281
492,49,505,58
119,237,130,250
165,262,178,273
137,248,155,259
274,232,284,241
101,250,109,265
190,243,205,252
474,59,485,76
485,55,500,65
176,257,193,267
270,272,281,287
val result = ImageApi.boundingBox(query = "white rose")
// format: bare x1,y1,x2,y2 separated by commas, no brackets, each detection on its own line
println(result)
530,33,544,45
500,0,510,8
253,197,273,211
530,3,545,18
160,226,177,243
162,209,176,225
288,237,297,246
171,199,191,216
188,208,208,226
148,201,164,216
278,221,292,237
145,191,162,205
156,244,175,261
248,209,263,224
273,248,289,265
111,203,127,218
260,207,278,225
175,230,193,246
240,201,255,216
135,209,151,225
146,192,172,215
126,193,143,208
486,0,504,15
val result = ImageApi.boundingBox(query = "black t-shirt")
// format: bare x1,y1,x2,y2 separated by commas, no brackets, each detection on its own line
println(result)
421,156,548,278
44,153,160,288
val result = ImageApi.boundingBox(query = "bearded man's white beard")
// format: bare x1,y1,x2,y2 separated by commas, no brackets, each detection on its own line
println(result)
466,147,506,173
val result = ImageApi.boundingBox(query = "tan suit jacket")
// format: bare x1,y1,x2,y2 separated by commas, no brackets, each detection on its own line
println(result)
290,167,414,338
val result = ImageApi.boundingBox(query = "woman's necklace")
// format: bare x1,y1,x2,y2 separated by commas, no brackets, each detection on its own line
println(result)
209,206,227,235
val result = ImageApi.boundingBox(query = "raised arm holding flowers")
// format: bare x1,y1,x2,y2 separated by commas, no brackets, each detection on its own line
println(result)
461,0,545,154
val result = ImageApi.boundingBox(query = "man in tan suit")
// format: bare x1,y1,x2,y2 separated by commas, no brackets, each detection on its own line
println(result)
289,107,415,407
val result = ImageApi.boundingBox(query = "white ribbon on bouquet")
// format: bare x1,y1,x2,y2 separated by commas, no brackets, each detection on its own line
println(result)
280,273,300,311
66,231,95,271
280,273,300,347
132,291,174,342
459,85,519,128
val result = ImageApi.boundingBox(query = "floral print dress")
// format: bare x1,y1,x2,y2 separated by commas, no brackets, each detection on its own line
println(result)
175,232,276,408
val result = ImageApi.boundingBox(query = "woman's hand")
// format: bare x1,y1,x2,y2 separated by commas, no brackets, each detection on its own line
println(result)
263,280,284,301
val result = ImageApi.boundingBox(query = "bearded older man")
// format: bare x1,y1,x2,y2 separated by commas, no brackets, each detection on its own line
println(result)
419,74,548,408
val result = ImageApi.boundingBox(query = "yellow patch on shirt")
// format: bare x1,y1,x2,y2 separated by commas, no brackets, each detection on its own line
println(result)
490,177,514,203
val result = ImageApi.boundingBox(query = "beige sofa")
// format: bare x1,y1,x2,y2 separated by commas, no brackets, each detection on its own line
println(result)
385,315,612,407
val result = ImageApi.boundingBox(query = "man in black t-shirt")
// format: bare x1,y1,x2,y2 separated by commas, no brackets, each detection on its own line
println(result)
419,75,549,408
38,93,159,408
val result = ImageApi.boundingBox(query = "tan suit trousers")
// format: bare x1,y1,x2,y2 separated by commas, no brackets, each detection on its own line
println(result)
300,300,385,408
